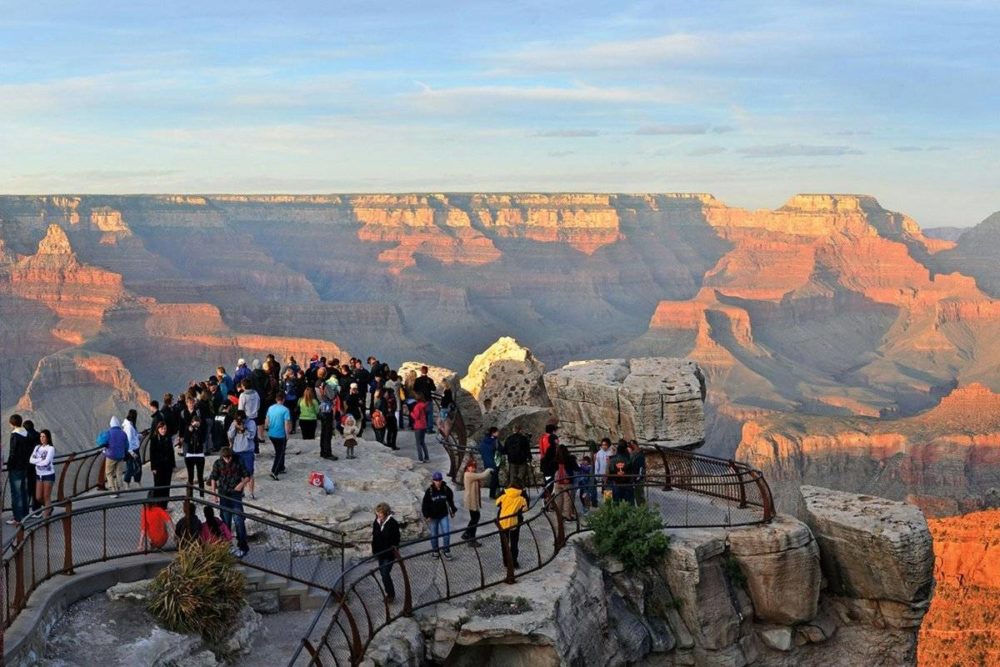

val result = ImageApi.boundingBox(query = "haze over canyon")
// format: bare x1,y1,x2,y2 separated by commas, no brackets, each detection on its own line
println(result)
1,192,999,517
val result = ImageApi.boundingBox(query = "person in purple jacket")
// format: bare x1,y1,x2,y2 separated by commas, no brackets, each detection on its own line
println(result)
104,416,129,498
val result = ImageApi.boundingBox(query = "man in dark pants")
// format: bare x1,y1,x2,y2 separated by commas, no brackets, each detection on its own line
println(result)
208,447,251,558
6,414,32,526
372,502,401,602
496,482,528,570
479,427,500,499
23,419,41,512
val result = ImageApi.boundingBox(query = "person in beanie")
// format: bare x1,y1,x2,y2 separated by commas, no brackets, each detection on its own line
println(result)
421,471,457,559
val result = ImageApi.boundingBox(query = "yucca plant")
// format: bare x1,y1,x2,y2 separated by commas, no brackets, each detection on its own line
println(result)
147,540,246,642
586,501,669,570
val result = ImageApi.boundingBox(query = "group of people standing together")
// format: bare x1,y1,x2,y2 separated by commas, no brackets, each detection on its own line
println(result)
5,413,59,527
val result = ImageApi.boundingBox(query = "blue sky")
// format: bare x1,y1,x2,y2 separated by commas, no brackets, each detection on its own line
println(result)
1,1,997,227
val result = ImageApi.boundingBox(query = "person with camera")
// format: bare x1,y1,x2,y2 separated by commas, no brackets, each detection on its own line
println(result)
228,410,256,500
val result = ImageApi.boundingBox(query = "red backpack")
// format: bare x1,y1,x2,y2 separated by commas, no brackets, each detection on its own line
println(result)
371,409,386,429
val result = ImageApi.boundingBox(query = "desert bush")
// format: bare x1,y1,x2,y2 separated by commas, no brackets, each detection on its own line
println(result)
587,501,669,570
147,541,246,641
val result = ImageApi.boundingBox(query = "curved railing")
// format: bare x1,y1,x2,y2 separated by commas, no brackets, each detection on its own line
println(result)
1,484,348,636
2,434,153,514
289,463,774,666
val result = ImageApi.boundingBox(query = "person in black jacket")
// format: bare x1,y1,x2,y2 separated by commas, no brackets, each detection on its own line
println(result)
6,414,32,525
371,502,401,602
421,471,457,559
148,420,176,508
504,425,532,492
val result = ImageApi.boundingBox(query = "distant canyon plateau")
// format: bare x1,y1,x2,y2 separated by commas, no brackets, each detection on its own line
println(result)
3,192,999,666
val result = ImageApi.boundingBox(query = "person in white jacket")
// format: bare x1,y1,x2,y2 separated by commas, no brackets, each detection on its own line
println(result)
123,409,143,489
28,429,56,518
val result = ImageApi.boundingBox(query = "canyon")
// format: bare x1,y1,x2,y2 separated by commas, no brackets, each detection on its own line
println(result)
2,191,998,665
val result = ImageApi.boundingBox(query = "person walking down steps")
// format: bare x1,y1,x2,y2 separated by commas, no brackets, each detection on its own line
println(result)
372,502,401,603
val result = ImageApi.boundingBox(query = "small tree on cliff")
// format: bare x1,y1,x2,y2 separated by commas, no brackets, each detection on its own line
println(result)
587,501,669,570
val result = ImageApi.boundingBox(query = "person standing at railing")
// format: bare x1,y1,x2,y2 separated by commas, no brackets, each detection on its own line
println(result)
553,445,580,520
495,482,528,571
461,460,493,546
23,419,42,512
372,502,401,603
123,409,143,490
594,438,612,503
148,420,175,508
479,427,500,499
103,416,129,498
627,440,647,506
208,446,251,558
504,425,532,492
422,471,457,560
28,429,55,518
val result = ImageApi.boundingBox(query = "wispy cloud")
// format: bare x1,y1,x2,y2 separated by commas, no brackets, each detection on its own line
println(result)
892,145,948,152
738,144,862,158
405,82,686,110
688,146,727,156
535,129,599,138
635,123,711,135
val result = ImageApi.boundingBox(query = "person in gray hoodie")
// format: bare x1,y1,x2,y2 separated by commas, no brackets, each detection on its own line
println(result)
104,416,129,497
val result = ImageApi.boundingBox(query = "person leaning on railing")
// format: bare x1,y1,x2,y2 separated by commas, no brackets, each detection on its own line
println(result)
495,482,528,570
626,440,646,506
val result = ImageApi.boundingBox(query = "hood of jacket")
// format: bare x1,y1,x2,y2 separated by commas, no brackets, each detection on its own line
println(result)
109,416,121,429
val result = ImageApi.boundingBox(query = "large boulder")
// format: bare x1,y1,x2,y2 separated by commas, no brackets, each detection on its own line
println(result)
399,361,483,439
727,515,822,625
543,357,705,446
796,486,934,605
460,337,550,416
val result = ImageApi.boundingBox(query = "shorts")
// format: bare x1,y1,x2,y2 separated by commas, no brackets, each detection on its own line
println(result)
237,451,255,476
38,473,56,483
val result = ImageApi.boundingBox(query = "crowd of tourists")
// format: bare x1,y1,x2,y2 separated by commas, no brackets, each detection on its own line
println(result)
7,349,648,582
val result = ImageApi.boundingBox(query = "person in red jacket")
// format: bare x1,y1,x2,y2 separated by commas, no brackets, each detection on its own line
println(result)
411,394,430,462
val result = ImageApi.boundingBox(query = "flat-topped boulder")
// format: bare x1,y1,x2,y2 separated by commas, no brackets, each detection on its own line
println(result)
543,357,705,446
796,486,934,607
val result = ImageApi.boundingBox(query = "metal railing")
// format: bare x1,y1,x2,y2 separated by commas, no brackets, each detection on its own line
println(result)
290,463,774,666
1,484,348,634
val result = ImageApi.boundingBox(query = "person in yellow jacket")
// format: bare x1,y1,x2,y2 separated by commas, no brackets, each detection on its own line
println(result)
495,483,528,569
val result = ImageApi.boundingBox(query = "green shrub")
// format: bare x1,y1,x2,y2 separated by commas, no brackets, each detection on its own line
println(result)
587,501,669,570
147,541,246,642
469,593,533,616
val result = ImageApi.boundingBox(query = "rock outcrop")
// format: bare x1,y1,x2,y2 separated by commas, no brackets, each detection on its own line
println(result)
919,509,1000,667
460,337,550,416
399,361,483,438
370,485,934,667
544,357,705,446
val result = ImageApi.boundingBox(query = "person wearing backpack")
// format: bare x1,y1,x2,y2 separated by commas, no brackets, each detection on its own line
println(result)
370,389,388,445
383,386,399,451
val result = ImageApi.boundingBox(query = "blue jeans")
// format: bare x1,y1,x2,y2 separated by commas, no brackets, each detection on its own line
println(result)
429,515,451,553
9,470,29,522
414,430,428,461
219,494,249,552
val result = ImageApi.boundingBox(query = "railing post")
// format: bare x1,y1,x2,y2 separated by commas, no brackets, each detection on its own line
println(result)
62,500,74,574
13,528,25,613
753,472,775,522
97,454,107,491
395,548,413,616
554,501,566,549
659,448,673,490
729,461,748,508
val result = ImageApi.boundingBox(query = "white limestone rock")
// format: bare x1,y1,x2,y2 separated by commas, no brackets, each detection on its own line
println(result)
544,357,705,446
460,337,550,416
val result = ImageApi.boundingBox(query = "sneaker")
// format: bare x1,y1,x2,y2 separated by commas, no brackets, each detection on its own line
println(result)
443,551,454,561
513,560,521,569
431,551,440,559
236,549,248,559
229,545,241,556
5,519,17,526
466,540,482,548
269,473,279,481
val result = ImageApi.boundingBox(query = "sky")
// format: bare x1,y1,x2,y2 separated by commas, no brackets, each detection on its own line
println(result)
1,1,997,227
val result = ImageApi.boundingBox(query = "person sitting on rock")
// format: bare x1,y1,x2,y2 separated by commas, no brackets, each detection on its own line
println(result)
200,506,233,545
